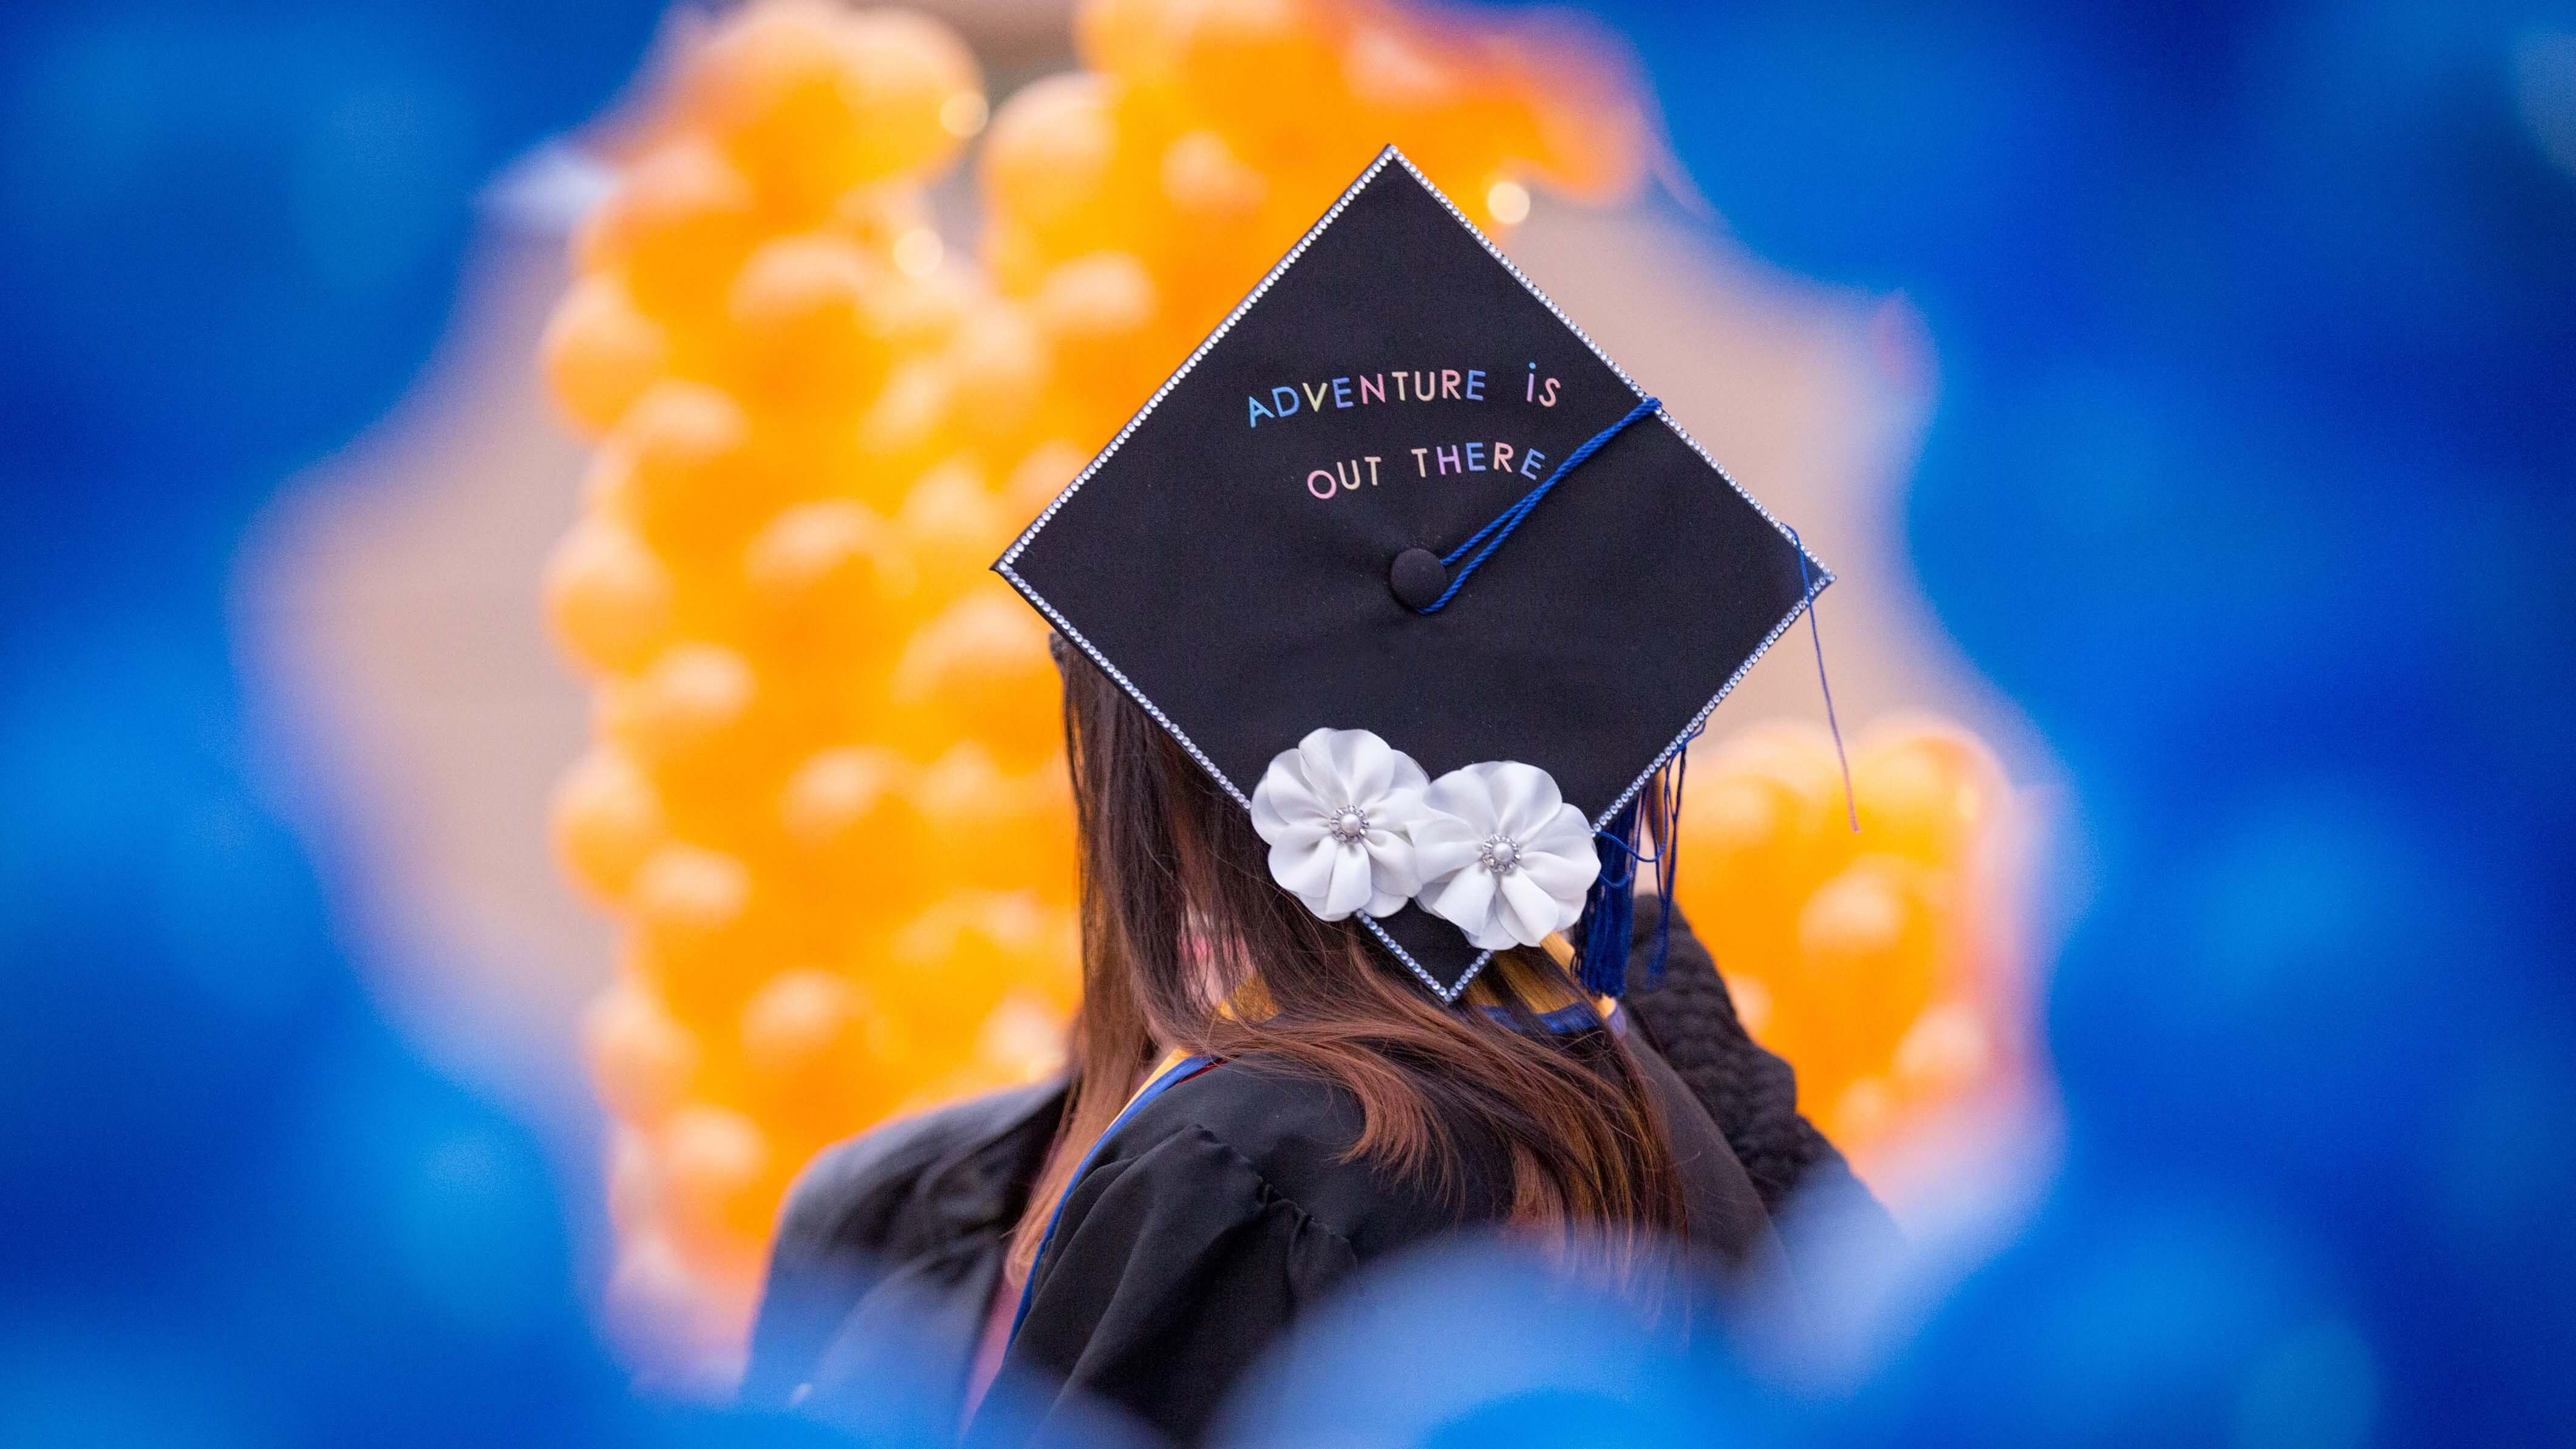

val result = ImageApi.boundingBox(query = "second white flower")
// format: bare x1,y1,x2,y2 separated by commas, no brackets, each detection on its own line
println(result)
1411,760,1601,950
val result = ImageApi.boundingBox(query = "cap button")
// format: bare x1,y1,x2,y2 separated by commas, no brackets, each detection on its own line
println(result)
1388,548,1447,611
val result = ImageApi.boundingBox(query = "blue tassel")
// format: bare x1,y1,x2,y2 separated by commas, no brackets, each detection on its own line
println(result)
1578,799,1641,997
1640,730,1695,987
1579,731,1701,999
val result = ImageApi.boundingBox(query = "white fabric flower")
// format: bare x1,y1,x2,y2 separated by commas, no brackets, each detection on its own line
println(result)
1411,761,1600,950
1249,728,1428,921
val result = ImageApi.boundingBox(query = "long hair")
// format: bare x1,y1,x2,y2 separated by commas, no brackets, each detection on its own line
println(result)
1006,650,1688,1291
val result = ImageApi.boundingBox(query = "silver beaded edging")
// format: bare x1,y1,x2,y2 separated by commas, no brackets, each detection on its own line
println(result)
991,145,1831,1005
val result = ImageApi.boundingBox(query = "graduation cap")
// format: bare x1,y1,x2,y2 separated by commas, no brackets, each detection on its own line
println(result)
995,146,1828,1002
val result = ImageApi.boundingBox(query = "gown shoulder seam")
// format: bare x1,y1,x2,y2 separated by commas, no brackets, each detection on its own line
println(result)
1078,1114,1365,1265
1172,1121,1363,1257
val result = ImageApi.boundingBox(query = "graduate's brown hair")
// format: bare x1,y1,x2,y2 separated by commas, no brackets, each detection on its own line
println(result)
1007,648,1688,1292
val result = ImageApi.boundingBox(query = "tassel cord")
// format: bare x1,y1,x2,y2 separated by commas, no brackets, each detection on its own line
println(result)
1415,395,1663,615
1785,525,1858,834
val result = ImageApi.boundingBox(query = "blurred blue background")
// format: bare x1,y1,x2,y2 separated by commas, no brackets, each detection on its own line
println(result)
0,1,768,1442
4,0,2570,1444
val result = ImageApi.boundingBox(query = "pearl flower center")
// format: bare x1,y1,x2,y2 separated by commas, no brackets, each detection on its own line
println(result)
1327,805,1371,844
1478,833,1521,874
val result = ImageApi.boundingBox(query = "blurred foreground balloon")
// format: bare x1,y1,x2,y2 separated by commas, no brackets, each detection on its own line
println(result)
1219,1239,1765,1449
541,0,1663,1380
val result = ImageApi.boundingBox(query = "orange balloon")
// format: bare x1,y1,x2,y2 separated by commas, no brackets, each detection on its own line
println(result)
604,380,775,548
1890,1000,1993,1106
576,139,762,322
891,460,1012,609
1788,856,1941,1082
1032,251,1164,406
1342,19,1507,194
943,302,1052,450
680,0,868,195
681,1,980,216
1161,128,1269,222
1671,722,1849,984
909,743,1078,902
542,276,672,436
628,843,760,995
828,178,936,253
1674,769,1828,967
862,261,980,356
1342,18,1468,115
612,643,762,770
1174,0,1347,169
543,516,675,675
659,1103,778,1247
738,967,892,1140
1828,1076,1898,1149
1850,715,2006,869
740,967,865,1079
584,978,701,1127
852,357,956,491
972,990,1072,1082
1075,0,1194,88
741,498,919,655
890,588,1061,768
552,746,669,902
881,889,1073,1028
840,9,985,179
775,745,935,909
1003,440,1088,517
724,233,896,413
981,73,1133,256
978,216,1054,299
1720,969,1777,1041
1706,723,1855,865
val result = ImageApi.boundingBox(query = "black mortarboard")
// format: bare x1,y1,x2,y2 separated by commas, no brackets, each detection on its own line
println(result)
996,146,1827,1001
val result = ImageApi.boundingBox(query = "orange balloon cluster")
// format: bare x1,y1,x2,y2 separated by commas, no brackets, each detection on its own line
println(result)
1669,715,2026,1165
540,0,1656,1383
542,0,1071,1379
984,0,1653,421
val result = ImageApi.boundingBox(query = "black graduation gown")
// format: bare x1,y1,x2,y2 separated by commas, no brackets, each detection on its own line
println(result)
741,900,1892,1445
